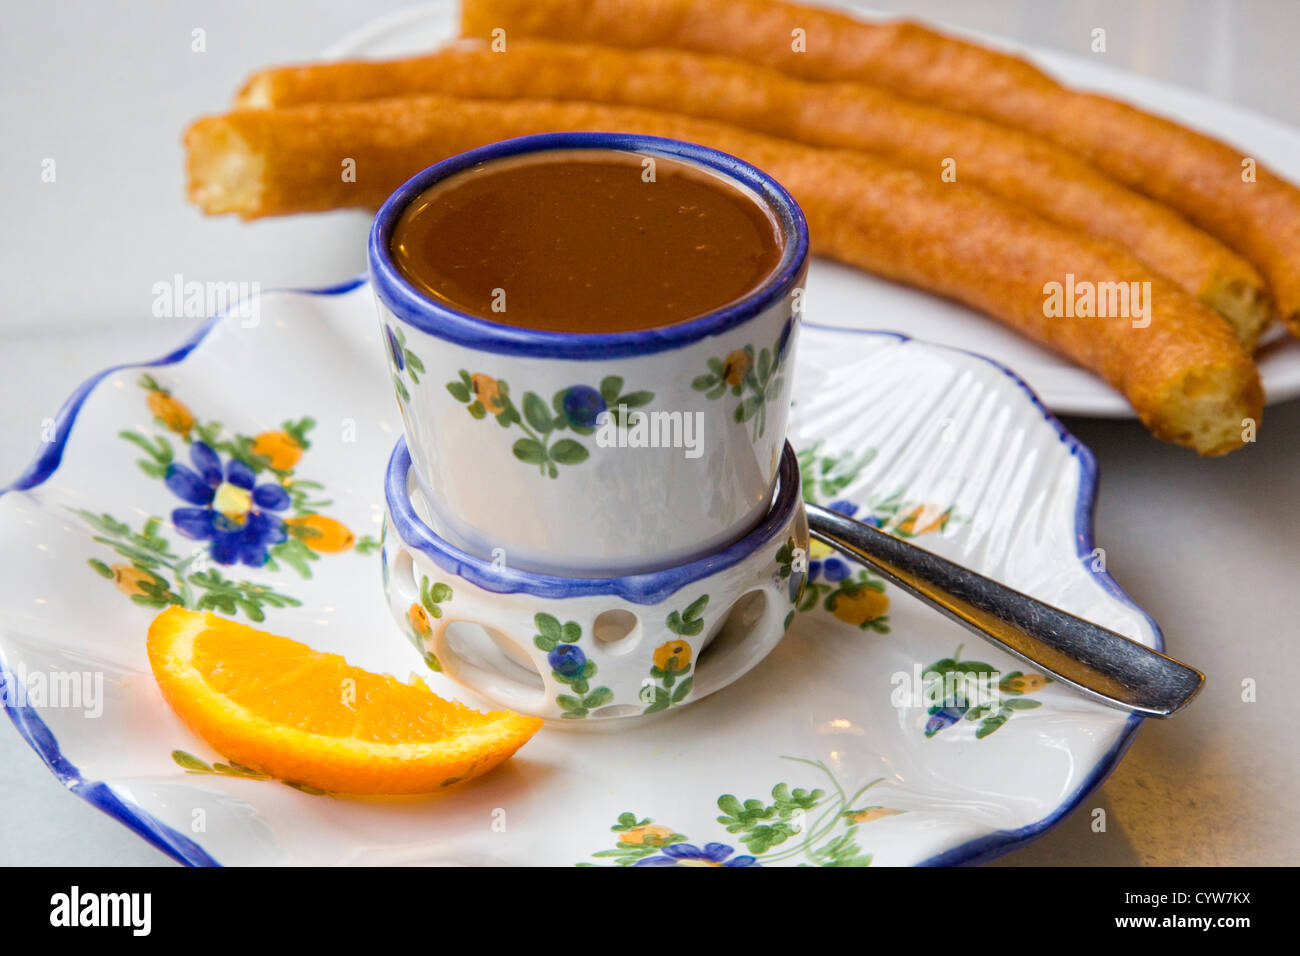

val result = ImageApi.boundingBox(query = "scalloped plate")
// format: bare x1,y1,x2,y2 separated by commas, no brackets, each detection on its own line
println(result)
0,279,1158,865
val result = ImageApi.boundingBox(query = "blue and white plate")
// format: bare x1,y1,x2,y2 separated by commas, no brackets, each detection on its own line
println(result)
0,279,1158,865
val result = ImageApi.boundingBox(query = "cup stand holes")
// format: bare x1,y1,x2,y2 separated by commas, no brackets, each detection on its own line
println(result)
592,609,641,656
442,621,545,693
391,549,418,603
697,589,770,670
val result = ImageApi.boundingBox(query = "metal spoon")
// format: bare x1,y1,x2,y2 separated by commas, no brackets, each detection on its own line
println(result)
805,503,1204,717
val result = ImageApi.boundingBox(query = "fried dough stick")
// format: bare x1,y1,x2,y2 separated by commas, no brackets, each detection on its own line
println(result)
235,40,1270,348
185,96,1262,455
459,0,1300,336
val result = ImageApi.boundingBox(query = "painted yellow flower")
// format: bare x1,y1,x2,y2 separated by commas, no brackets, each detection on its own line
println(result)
287,514,355,553
1004,673,1049,694
471,373,506,415
896,505,950,536
111,564,156,598
653,640,692,672
829,586,890,628
848,807,904,824
619,824,675,846
809,538,835,560
408,602,432,638
250,430,303,471
147,390,194,436
722,349,750,387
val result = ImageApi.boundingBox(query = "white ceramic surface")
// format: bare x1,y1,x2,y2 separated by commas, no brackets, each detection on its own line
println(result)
370,136,808,576
0,281,1159,865
328,2,1300,418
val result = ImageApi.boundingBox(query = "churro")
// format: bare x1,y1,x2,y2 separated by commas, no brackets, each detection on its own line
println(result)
460,0,1300,335
236,39,1269,347
185,96,1262,454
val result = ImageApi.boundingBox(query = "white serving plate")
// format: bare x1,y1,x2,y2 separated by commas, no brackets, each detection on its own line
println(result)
322,1,1300,418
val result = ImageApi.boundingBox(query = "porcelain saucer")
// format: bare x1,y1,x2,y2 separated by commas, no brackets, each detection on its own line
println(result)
0,278,1159,865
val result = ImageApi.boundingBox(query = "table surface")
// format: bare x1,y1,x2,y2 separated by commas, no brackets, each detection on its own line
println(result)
2,0,1297,866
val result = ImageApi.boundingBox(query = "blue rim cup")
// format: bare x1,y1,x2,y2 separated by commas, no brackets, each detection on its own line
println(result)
368,132,810,578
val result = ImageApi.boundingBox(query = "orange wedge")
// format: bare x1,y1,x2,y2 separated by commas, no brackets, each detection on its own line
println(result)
147,606,542,794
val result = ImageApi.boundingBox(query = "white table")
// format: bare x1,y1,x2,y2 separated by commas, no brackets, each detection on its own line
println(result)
1,0,1296,865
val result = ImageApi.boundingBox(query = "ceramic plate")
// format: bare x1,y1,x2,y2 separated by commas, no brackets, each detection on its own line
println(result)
0,280,1159,865
319,1,1300,417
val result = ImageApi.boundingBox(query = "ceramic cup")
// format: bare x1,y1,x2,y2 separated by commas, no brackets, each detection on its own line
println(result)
368,132,809,577
382,437,809,724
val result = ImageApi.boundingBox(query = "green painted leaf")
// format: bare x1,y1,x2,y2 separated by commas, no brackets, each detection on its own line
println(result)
172,750,211,772
717,794,744,817
618,390,653,409
683,594,709,622
976,713,1009,738
512,438,547,464
560,620,582,643
599,376,624,403
523,393,553,434
446,381,471,402
550,439,589,465
87,559,114,579
535,613,561,641
583,687,614,709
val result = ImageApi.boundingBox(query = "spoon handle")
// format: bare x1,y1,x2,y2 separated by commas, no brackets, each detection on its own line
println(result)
805,503,1203,717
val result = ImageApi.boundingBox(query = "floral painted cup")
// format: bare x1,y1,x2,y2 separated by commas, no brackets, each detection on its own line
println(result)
382,437,809,723
368,132,809,576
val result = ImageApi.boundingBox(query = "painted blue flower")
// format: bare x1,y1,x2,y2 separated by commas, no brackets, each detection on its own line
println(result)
634,842,760,867
808,499,876,584
547,643,587,678
809,555,851,584
924,703,969,737
828,499,866,521
561,385,606,428
165,441,290,567
386,326,405,371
